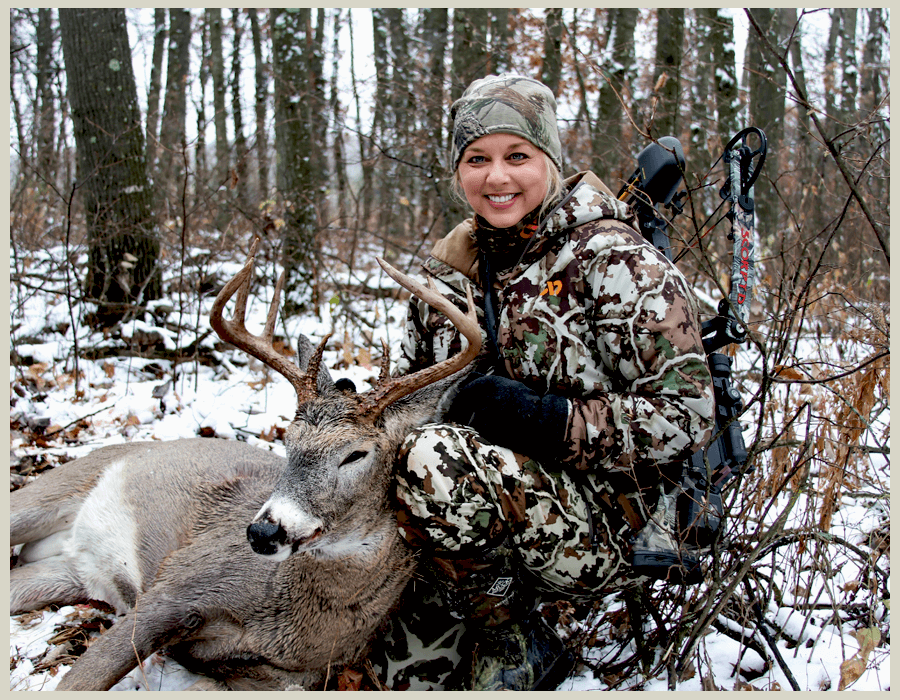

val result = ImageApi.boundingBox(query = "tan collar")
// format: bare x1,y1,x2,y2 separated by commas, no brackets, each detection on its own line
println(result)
428,218,480,281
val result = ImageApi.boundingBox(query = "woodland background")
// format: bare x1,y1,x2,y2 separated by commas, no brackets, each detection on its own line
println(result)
9,7,890,691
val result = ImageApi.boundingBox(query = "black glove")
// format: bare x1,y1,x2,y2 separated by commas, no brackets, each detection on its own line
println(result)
446,373,569,463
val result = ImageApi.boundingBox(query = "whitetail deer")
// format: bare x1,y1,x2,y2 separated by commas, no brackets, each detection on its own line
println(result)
10,240,482,690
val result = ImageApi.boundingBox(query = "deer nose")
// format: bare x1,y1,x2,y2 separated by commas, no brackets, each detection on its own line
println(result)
247,520,287,556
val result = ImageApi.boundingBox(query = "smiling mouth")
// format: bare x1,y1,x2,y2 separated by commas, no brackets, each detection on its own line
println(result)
487,193,517,204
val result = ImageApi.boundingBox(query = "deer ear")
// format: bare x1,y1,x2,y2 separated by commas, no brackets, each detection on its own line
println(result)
380,369,473,431
296,334,336,394
334,378,357,394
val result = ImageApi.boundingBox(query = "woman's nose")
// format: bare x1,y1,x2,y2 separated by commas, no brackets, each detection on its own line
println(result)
484,160,509,185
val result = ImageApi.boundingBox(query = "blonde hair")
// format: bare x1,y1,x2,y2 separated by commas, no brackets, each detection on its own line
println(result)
450,152,564,222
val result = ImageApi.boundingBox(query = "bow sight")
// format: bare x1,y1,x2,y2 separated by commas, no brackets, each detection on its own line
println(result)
617,128,767,584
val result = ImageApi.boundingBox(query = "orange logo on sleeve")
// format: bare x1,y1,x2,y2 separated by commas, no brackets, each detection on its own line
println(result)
540,280,562,297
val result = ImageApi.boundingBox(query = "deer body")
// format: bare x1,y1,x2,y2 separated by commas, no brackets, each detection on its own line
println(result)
10,249,482,690
12,437,419,690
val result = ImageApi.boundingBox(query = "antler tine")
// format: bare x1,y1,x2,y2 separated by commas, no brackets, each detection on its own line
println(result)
358,258,482,422
378,339,391,383
210,237,319,404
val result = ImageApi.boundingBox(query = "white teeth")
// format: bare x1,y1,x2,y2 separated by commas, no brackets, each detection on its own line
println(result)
488,194,515,203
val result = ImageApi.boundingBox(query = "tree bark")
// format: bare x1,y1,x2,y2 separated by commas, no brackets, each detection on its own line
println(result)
193,13,209,208
421,8,448,235
746,8,785,245
593,8,638,181
158,8,191,198
230,8,248,210
35,8,57,181
707,9,738,146
689,10,714,168
348,13,372,226
145,8,166,170
451,9,488,101
58,8,160,327
248,8,270,200
650,8,685,139
489,9,511,74
208,8,229,187
838,8,858,122
329,9,348,225
271,8,318,310
822,9,841,133
541,8,563,97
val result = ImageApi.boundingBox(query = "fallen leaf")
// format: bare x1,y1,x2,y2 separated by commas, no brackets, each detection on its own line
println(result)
337,667,363,691
838,658,866,690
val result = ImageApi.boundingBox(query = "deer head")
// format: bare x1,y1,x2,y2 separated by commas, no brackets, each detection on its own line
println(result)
210,239,481,561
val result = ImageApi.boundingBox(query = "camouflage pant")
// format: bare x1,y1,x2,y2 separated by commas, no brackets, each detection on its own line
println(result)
395,424,647,598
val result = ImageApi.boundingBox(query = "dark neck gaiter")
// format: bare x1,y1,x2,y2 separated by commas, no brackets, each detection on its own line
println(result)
473,204,542,274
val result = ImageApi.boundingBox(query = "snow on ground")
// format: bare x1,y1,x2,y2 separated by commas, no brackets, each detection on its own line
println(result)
9,245,889,690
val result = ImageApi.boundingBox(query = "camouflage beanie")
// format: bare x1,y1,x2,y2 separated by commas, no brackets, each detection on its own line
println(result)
450,73,562,172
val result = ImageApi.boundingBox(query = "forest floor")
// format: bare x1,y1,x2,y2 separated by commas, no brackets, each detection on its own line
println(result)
9,241,890,691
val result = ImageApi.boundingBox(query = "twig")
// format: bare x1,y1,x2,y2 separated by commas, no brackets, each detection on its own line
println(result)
711,616,770,669
42,402,118,438
769,351,889,385
131,609,151,690
63,179,81,396
743,579,801,690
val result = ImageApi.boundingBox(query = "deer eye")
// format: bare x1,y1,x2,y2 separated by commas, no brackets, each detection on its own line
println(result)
340,450,368,466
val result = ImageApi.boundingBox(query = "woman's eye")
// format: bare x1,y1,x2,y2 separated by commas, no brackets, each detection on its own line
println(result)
509,152,528,161
341,450,368,466
467,155,486,164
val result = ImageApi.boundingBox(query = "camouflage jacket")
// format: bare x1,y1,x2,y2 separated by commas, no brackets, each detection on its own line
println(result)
396,171,715,476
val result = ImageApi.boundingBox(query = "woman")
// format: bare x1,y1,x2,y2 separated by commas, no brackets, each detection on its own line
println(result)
392,74,714,690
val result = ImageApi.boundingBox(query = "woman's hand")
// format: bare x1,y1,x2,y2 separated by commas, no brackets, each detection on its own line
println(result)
446,373,569,463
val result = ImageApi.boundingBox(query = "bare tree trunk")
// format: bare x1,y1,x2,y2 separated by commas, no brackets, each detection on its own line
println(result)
248,8,270,200
309,8,328,198
649,8,684,139
541,8,563,97
380,8,412,241
489,9,511,74
329,9,347,225
145,8,166,171
689,10,714,169
230,8,248,210
838,8,858,122
271,8,318,312
10,12,30,167
208,8,228,188
450,9,488,100
747,8,785,242
59,7,160,327
35,8,56,183
860,8,887,120
421,7,448,236
707,9,738,146
593,8,638,181
194,13,209,212
822,9,841,133
158,8,191,200
347,14,371,228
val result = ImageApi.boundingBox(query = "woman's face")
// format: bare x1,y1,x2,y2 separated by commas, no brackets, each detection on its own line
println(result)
457,133,549,228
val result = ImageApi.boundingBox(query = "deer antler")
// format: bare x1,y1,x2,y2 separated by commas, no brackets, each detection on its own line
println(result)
358,258,482,422
210,237,326,405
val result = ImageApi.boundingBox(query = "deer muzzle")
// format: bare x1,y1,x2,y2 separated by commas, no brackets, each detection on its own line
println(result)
246,520,288,557
248,498,326,560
